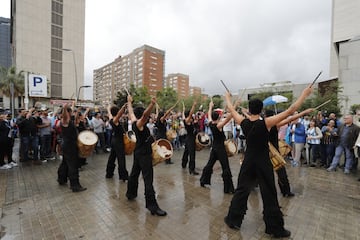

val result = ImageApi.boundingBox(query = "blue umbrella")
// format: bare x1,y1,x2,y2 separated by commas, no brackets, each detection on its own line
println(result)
263,95,288,106
263,95,288,113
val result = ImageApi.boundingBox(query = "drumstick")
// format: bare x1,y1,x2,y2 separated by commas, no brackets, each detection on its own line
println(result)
171,99,180,109
220,80,232,96
233,88,246,107
314,99,331,110
124,87,130,96
310,71,322,87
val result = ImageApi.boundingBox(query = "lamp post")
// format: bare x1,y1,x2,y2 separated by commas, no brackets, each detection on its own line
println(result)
77,85,92,102
62,48,78,102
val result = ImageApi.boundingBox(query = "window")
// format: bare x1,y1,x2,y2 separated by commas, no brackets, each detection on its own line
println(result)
52,13,63,26
51,37,62,50
51,25,63,37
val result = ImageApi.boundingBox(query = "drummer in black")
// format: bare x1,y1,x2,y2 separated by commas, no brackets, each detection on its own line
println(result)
126,95,167,216
265,108,314,197
155,103,176,164
76,108,90,168
223,85,313,238
181,101,199,175
105,103,129,181
57,103,86,192
200,100,235,194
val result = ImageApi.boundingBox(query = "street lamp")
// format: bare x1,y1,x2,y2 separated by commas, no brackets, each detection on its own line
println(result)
77,85,92,102
62,48,78,102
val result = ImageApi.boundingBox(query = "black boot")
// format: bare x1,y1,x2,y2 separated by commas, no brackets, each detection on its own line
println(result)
70,179,87,192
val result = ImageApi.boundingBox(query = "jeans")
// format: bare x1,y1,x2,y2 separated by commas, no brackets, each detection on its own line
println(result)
40,134,52,159
330,145,354,171
21,135,39,161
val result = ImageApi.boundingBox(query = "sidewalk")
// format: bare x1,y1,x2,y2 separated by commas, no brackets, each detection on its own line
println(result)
0,147,359,240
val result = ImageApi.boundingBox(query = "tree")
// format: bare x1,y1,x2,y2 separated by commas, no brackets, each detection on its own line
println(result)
0,66,25,113
113,84,151,108
113,89,127,107
156,87,178,111
301,81,341,117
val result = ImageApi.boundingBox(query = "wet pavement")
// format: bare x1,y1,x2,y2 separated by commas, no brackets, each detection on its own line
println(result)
0,142,360,240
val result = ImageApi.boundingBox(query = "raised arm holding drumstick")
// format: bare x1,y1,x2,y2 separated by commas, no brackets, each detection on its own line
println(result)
105,102,129,181
199,98,235,194
224,80,313,238
125,94,167,217
57,103,87,192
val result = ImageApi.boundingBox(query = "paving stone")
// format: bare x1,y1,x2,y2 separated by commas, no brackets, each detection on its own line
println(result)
0,147,359,239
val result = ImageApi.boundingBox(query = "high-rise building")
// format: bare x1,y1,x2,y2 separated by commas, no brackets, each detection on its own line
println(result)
189,86,202,96
11,0,85,106
165,73,189,99
0,17,11,68
93,45,165,106
330,0,360,114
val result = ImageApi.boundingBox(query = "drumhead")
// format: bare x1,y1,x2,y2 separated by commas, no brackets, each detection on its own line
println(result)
196,132,211,146
78,130,98,145
127,131,137,142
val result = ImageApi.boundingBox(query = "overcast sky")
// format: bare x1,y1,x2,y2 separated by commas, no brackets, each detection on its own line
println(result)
1,0,332,97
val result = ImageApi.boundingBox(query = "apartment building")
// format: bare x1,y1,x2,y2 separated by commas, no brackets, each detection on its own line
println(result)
93,45,165,106
165,73,189,98
190,86,202,96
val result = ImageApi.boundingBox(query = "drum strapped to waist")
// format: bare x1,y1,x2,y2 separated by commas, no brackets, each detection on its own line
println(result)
77,130,98,158
123,131,136,155
224,139,237,157
152,139,173,166
268,142,286,170
278,139,292,158
195,132,211,151
166,129,177,142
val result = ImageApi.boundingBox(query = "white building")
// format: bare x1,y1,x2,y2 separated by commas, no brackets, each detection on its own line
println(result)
10,0,85,108
330,0,360,114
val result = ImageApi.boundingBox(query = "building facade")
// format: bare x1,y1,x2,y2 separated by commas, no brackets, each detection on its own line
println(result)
189,86,202,97
93,45,165,106
11,0,85,107
165,73,189,99
330,0,360,114
0,17,11,68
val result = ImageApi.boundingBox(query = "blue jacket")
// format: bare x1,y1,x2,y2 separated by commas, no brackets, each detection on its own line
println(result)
291,123,306,143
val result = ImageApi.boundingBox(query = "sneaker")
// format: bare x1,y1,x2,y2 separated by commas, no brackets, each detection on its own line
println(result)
327,166,335,172
9,161,18,167
42,159,48,163
0,164,12,170
291,160,299,167
46,156,56,160
344,169,350,174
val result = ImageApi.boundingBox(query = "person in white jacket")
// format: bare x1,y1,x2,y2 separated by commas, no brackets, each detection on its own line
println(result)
306,119,323,167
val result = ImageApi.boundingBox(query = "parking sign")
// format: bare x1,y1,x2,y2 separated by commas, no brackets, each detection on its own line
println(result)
29,74,47,97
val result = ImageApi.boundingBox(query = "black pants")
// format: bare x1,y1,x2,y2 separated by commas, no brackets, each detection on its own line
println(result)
276,167,291,195
200,146,234,193
126,152,158,209
106,137,128,180
226,153,285,234
58,146,81,187
181,136,196,171
0,138,13,165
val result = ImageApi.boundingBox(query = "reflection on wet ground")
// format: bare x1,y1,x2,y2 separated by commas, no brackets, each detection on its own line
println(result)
1,146,360,239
